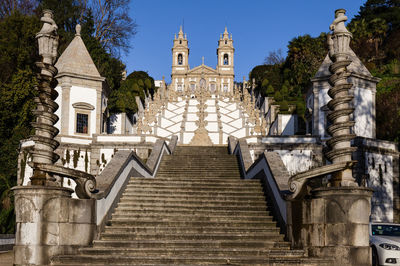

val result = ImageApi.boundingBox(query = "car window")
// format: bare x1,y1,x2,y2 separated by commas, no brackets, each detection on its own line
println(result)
372,225,400,236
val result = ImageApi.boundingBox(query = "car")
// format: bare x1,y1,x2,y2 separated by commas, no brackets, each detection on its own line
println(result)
370,223,400,266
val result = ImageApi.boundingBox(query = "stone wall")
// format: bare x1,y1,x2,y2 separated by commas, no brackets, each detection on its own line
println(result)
353,137,400,222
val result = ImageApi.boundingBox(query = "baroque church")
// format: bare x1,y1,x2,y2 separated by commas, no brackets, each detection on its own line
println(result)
19,25,399,225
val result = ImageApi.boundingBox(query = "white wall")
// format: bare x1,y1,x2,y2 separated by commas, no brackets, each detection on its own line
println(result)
108,114,122,134
69,86,97,136
318,88,330,138
366,152,394,222
353,87,373,138
281,114,296,135
275,150,313,176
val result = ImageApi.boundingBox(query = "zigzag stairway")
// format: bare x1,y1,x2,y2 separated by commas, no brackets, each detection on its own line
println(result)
52,146,331,265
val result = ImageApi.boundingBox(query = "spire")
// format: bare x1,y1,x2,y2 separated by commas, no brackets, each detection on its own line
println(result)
55,26,101,78
75,24,81,36
223,26,229,39
178,25,184,38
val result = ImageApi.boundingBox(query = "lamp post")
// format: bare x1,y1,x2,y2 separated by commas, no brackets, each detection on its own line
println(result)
30,10,60,185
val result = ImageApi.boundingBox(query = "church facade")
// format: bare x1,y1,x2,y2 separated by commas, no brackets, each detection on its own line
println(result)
170,27,235,95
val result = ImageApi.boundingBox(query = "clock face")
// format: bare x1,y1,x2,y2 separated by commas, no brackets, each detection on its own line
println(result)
199,78,206,89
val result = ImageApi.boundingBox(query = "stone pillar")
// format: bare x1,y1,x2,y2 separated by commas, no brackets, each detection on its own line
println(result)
325,9,357,186
288,187,372,266
287,9,373,266
13,11,97,266
60,84,71,135
12,186,95,266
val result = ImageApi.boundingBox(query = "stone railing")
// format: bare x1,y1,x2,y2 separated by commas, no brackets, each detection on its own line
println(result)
0,234,15,251
229,137,289,233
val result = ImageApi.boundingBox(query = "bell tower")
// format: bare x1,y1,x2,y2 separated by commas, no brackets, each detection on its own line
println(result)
217,27,234,92
172,26,189,74
217,27,234,73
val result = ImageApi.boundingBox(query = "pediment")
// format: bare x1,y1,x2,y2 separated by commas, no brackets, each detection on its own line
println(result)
72,102,95,110
188,65,218,75
314,49,373,79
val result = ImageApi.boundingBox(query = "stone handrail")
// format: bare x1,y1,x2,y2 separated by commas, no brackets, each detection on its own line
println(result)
287,160,356,200
93,137,175,234
229,137,288,229
229,136,252,174
29,162,96,199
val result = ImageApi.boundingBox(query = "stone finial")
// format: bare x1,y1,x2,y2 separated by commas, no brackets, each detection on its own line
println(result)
223,27,229,39
36,9,58,65
328,9,352,62
330,9,350,34
178,25,184,38
75,24,81,36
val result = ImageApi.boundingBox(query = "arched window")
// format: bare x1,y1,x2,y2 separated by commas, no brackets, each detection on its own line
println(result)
178,54,183,65
223,54,229,65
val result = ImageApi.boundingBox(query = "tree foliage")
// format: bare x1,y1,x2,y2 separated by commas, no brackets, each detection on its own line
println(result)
108,71,155,115
250,0,400,142
0,11,40,233
85,0,137,55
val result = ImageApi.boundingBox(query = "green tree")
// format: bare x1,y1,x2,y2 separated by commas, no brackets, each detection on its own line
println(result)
284,33,327,95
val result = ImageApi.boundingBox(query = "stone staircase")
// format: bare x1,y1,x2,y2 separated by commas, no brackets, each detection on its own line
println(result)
52,146,331,265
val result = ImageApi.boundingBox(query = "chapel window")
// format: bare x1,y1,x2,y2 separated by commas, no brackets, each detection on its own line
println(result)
223,54,229,65
190,83,195,92
210,83,216,92
179,40,182,44
178,54,183,65
225,40,227,44
223,84,228,92
76,113,88,134
177,84,182,92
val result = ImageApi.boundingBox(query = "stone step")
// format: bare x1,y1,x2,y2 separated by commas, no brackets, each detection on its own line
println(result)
160,158,237,163
124,184,259,192
91,239,291,249
129,177,256,185
120,193,267,202
100,232,284,241
157,167,240,171
117,202,267,211
111,213,274,222
155,173,241,178
126,180,256,187
113,207,271,216
77,246,305,257
109,219,277,228
156,170,240,174
53,254,333,265
140,176,243,181
103,225,280,234
160,160,238,163
118,197,267,206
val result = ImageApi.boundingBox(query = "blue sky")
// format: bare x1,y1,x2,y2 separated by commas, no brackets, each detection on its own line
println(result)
125,0,366,83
